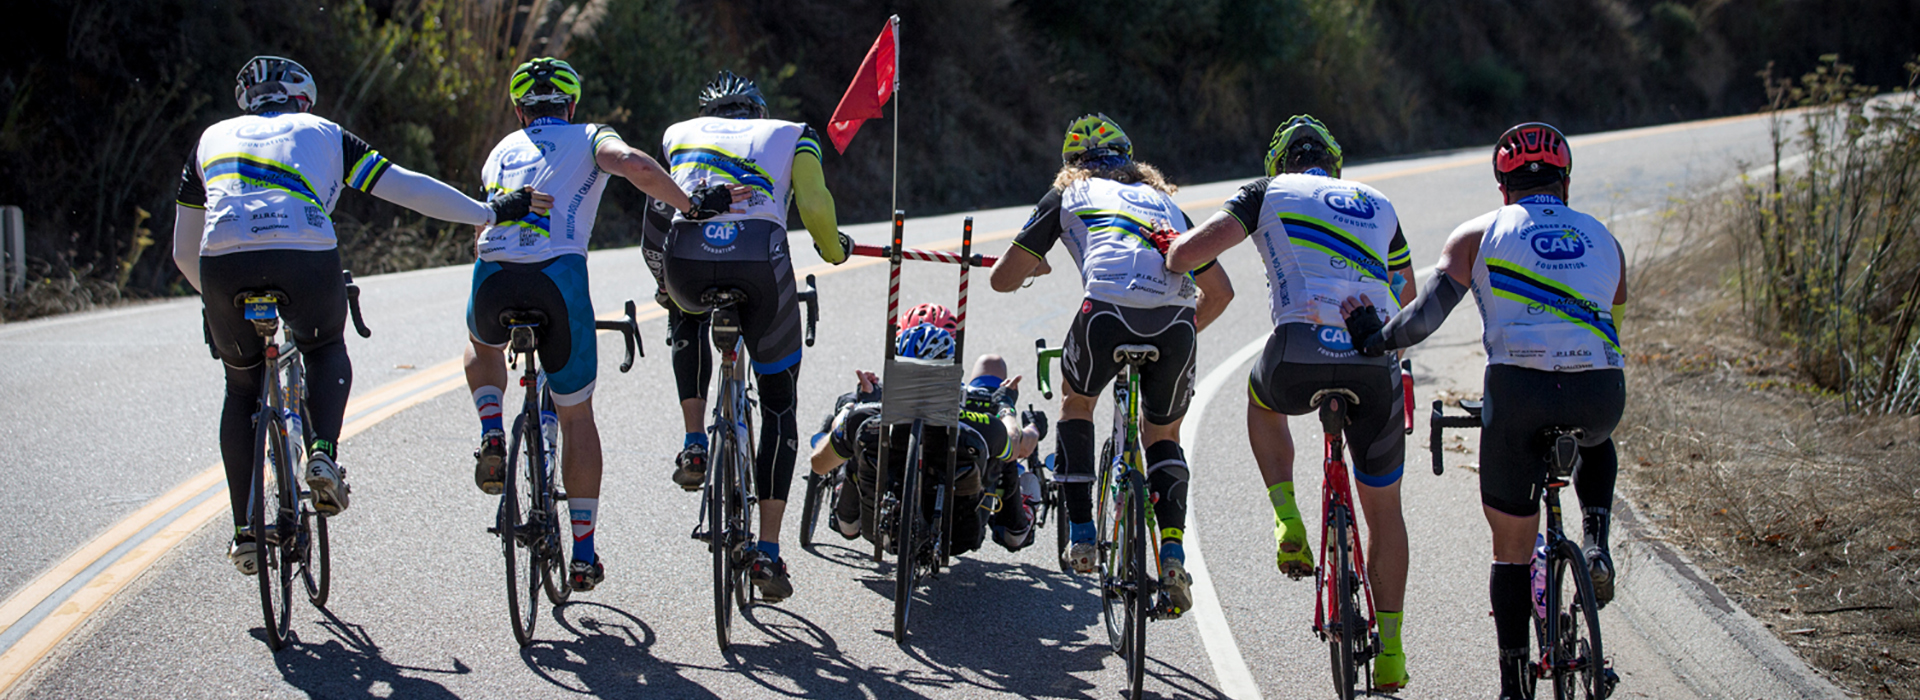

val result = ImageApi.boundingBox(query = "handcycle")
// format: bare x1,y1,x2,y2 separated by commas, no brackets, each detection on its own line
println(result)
1431,398,1619,700
689,275,819,651
489,300,642,647
1035,338,1175,700
233,270,371,651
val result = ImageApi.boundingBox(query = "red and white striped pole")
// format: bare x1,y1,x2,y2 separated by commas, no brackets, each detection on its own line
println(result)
956,217,973,359
885,210,905,359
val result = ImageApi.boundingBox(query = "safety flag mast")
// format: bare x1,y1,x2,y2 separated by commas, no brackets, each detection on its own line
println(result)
828,15,901,358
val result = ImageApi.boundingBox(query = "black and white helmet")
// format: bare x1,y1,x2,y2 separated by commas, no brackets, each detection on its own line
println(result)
698,70,769,119
235,56,316,113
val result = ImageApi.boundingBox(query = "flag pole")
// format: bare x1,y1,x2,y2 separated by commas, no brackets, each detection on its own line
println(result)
889,15,900,217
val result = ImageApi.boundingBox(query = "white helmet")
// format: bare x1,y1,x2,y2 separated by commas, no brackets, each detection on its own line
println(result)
235,56,316,113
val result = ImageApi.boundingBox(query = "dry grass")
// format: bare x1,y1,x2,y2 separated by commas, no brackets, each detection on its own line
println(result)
1618,194,1920,698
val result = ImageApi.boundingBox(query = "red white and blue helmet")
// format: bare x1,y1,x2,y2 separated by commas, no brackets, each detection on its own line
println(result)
235,56,316,113
1493,122,1572,185
895,323,956,360
898,303,959,333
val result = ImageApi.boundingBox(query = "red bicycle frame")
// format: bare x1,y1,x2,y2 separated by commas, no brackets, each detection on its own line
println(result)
1312,417,1379,645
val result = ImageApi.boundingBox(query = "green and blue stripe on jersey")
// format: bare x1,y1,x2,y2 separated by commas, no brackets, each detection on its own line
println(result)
667,144,776,197
346,150,393,191
1280,213,1390,281
201,153,325,208
1485,257,1620,350
795,131,823,161
1074,208,1165,252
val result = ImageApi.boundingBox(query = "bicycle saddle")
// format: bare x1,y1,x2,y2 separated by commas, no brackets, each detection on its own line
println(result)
498,309,548,328
1113,344,1160,365
699,287,749,308
232,288,290,308
1309,388,1361,408
1539,426,1587,481
1458,398,1484,417
1310,388,1361,432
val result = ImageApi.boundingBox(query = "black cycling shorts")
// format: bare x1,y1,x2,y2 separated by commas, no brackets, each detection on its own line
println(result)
200,248,347,368
1479,364,1625,517
663,219,802,374
1062,298,1197,424
1247,323,1406,486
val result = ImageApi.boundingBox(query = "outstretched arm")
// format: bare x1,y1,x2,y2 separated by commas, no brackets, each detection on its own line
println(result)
1167,210,1247,273
1342,217,1486,354
790,149,849,264
597,135,698,214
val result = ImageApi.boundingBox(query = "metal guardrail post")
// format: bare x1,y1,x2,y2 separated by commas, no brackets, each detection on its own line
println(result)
1,205,23,296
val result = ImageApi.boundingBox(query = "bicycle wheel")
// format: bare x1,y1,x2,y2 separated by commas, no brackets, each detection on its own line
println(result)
250,407,294,650
1096,465,1125,653
733,407,757,614
538,393,571,607
501,415,539,647
1549,539,1609,699
708,421,735,650
1121,478,1150,700
799,470,827,548
1326,508,1360,700
893,422,925,642
300,512,329,608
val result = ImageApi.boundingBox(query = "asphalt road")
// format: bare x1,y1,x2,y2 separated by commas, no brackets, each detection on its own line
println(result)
0,112,1796,699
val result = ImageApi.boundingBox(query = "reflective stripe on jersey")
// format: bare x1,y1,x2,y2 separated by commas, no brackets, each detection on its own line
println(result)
1470,195,1624,371
1018,178,1196,309
1231,174,1407,327
475,121,616,263
188,112,383,255
661,117,809,226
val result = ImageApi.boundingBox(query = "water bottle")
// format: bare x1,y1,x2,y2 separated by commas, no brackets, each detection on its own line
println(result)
284,409,304,445
1530,534,1549,619
540,409,560,470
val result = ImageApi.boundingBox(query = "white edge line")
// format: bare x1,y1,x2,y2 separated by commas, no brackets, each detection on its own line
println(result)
1180,336,1270,700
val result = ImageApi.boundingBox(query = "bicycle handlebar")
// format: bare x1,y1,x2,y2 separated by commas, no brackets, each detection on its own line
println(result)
343,270,371,338
798,273,819,347
851,243,999,267
1428,399,1483,476
1034,338,1064,400
593,299,643,373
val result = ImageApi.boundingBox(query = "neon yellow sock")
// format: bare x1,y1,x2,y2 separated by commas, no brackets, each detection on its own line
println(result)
1268,482,1302,526
1375,610,1409,686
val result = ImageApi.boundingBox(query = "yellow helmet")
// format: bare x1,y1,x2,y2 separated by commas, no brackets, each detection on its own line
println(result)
1265,115,1343,177
1061,113,1132,166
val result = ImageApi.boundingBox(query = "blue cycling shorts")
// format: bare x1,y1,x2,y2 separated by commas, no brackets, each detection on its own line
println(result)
467,254,597,405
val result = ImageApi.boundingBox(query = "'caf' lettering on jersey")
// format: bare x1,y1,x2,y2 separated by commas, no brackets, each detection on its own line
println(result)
660,117,814,226
475,121,619,263
177,112,389,255
1470,195,1623,371
1012,178,1197,309
1224,174,1409,327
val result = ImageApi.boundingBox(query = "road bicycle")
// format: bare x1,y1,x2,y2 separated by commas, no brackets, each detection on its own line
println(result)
234,271,371,651
1036,339,1172,700
1432,399,1619,700
1305,388,1379,700
690,276,818,651
489,300,641,647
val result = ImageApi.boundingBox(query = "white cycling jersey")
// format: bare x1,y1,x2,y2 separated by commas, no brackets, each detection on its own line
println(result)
178,112,390,255
1013,177,1196,309
476,118,621,263
661,116,817,226
1222,172,1410,327
1469,194,1623,371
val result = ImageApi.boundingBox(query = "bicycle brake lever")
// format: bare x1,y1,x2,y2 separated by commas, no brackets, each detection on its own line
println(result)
343,270,372,338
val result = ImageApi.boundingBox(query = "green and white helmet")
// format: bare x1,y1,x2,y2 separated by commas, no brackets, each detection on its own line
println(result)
509,57,582,106
1265,114,1343,177
1061,113,1132,166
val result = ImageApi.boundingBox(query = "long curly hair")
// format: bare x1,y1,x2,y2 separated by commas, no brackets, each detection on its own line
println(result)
1052,160,1177,195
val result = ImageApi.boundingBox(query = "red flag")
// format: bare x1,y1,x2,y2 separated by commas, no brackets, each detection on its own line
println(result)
827,16,898,154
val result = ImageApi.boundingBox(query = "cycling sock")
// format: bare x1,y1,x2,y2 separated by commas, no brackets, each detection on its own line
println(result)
570,498,598,563
1490,562,1533,651
1376,610,1408,684
1499,647,1532,697
1070,520,1095,544
1159,538,1184,564
1575,438,1618,520
757,540,781,562
1268,482,1303,529
1377,609,1404,655
309,439,337,459
1582,507,1612,552
473,386,504,434
1146,440,1189,533
685,432,708,450
1058,419,1095,523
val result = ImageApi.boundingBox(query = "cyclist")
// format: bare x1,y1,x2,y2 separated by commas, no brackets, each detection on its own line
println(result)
658,70,854,602
464,57,740,592
638,194,715,484
988,113,1233,615
1338,122,1626,700
1165,115,1417,690
807,313,1048,555
173,56,548,575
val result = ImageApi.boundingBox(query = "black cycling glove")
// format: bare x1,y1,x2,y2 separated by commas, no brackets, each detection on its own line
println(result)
1021,407,1049,442
685,184,733,221
1341,304,1389,358
489,186,538,224
815,231,855,265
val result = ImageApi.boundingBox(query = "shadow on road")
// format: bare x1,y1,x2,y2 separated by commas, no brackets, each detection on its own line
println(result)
518,601,718,697
269,607,468,697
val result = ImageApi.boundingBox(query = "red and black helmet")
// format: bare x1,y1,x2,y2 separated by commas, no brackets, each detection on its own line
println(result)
897,303,959,333
1493,122,1572,186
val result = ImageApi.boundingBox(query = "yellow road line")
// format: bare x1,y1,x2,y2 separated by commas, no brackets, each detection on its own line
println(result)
0,109,1774,692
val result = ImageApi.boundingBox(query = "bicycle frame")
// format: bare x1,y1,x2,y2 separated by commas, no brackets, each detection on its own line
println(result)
1309,391,1380,699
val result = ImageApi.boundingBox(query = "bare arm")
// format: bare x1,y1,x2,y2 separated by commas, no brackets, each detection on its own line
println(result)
1192,263,1234,332
1433,216,1487,289
596,139,695,213
990,245,1049,293
1166,210,1246,273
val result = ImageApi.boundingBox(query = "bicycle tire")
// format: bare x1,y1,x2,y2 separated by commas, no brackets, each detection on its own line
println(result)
502,415,539,647
733,405,756,614
1122,478,1149,700
1550,538,1609,699
1096,459,1124,654
301,513,329,608
799,470,826,548
893,422,925,642
538,392,571,607
253,409,291,651
710,422,734,651
1327,508,1360,700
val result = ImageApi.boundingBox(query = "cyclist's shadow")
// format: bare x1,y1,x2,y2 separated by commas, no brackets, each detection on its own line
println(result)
519,601,716,697
721,603,957,697
269,607,467,698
